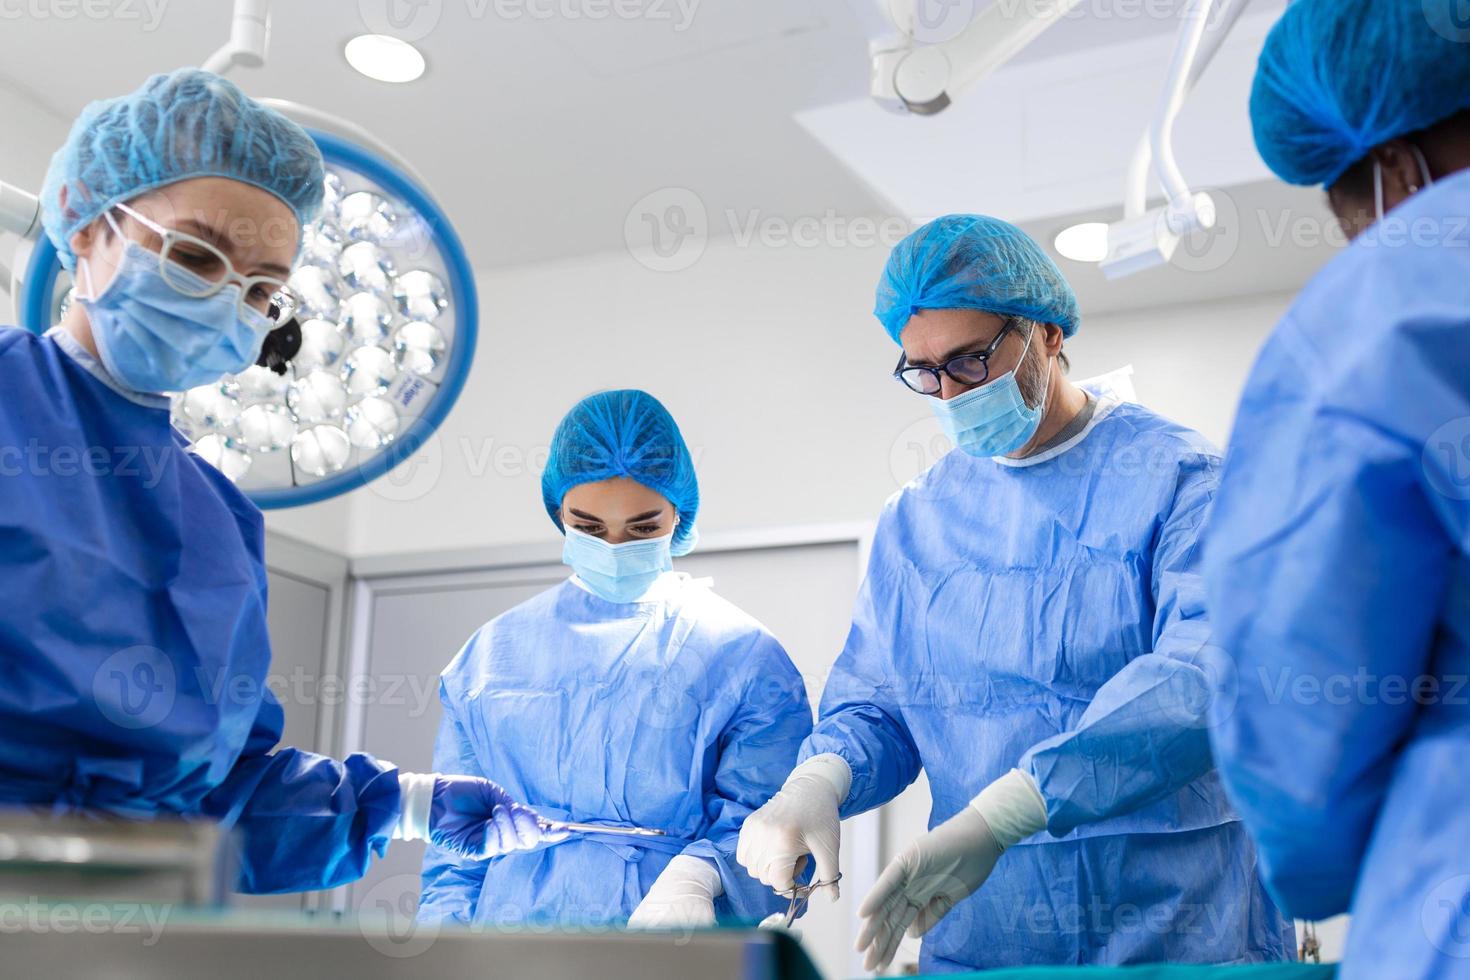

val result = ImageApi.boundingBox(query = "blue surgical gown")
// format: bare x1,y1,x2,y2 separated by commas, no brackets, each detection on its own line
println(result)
802,397,1294,971
0,327,399,893
417,574,813,926
1205,168,1470,980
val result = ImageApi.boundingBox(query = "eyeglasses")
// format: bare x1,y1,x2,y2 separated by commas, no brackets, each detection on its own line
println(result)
893,318,1022,396
779,874,842,928
108,201,299,328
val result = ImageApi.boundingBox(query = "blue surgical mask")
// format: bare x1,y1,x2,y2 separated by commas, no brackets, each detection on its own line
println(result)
929,324,1050,458
563,526,675,604
79,241,271,395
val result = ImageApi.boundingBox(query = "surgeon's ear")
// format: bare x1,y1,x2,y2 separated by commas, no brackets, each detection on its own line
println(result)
1374,140,1427,197
69,221,99,264
1038,323,1065,356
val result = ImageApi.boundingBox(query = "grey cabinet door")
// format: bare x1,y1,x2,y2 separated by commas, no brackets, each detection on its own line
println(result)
343,567,572,922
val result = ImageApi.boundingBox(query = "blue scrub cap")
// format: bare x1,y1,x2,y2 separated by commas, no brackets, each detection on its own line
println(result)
874,214,1080,344
542,390,700,557
1251,0,1470,187
41,68,324,270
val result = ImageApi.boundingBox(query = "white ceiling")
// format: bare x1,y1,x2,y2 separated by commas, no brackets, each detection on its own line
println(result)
0,0,1325,302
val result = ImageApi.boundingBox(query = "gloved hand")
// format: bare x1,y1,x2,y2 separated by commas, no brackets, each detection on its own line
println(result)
627,855,723,930
395,772,566,859
855,769,1047,972
736,754,851,896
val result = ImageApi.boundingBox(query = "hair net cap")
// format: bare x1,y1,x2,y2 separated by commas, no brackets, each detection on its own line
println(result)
875,214,1080,344
1251,0,1470,188
542,390,700,557
41,68,325,270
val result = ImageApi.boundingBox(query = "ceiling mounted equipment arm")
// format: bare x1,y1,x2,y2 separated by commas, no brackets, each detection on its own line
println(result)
872,0,1087,114
0,181,40,240
1125,0,1250,218
1102,0,1250,279
201,0,271,77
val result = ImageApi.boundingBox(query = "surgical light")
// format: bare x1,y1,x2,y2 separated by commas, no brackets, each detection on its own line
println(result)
344,34,426,84
18,129,479,510
1053,223,1110,264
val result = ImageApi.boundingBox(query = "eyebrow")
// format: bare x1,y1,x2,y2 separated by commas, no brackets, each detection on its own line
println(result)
567,508,666,524
907,336,1005,368
174,217,292,279
176,217,228,247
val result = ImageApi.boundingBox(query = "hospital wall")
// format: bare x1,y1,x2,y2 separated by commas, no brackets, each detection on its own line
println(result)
264,237,1294,558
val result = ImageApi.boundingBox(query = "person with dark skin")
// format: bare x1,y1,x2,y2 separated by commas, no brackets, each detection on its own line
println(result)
1205,3,1470,978
1323,114,1470,240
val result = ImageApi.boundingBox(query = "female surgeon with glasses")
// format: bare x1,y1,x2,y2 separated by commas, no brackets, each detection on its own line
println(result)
0,69,554,894
417,389,814,930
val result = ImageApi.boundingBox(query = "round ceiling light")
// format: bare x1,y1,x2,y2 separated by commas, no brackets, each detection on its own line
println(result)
345,34,426,84
1054,222,1110,263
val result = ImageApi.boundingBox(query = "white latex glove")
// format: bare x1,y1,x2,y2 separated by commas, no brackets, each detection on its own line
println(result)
627,855,723,929
856,769,1047,973
736,754,851,896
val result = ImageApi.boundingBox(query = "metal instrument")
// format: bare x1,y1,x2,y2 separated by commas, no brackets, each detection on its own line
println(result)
779,873,842,929
541,820,668,839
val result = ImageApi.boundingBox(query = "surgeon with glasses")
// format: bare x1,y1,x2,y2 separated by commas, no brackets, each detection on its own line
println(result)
0,69,553,894
738,215,1292,971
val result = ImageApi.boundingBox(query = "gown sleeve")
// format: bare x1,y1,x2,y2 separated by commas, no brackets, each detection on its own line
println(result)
799,509,925,818
1019,448,1230,836
202,689,401,894
200,519,400,895
681,631,814,921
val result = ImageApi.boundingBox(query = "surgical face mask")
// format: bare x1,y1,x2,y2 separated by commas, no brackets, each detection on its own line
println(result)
1373,144,1436,223
929,323,1051,458
78,228,271,395
562,526,675,604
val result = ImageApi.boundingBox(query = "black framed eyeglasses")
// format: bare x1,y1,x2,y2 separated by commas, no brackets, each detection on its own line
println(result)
892,318,1022,396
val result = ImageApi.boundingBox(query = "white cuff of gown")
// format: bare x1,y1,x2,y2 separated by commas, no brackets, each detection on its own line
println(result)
394,771,437,842
968,769,1048,850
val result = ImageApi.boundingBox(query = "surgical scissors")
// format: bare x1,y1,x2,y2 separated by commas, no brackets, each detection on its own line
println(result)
778,874,842,928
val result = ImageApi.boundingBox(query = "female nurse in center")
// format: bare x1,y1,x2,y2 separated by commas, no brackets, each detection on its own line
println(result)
418,389,813,929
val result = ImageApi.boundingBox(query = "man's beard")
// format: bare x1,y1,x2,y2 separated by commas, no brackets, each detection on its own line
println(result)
1016,323,1052,411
